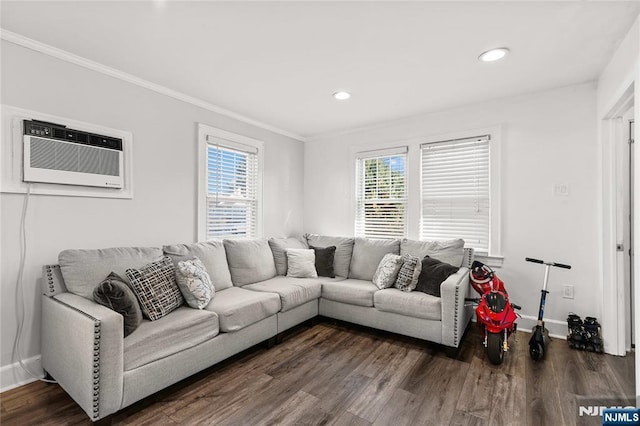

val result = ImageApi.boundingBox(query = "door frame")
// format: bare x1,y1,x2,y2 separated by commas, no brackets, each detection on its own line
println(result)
601,85,634,358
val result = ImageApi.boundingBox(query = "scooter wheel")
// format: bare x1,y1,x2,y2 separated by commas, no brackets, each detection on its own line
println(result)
487,333,505,365
530,342,544,361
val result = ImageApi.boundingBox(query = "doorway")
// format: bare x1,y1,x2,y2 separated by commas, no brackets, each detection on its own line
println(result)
620,109,635,351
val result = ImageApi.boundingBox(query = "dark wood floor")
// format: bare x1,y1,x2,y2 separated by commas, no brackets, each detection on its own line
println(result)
0,319,635,425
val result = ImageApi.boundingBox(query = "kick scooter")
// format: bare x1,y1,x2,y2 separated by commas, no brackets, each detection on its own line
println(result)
525,257,571,361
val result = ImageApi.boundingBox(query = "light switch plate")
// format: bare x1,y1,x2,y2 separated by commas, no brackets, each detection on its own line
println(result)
553,183,570,197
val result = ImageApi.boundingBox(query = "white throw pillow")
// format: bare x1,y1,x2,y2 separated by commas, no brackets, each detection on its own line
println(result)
372,253,403,289
286,249,318,278
175,257,214,309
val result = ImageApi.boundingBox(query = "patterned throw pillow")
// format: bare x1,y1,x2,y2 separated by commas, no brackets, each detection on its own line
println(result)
372,253,403,289
126,256,184,320
394,254,422,292
175,257,214,309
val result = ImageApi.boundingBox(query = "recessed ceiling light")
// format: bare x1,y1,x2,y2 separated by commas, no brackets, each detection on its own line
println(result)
333,91,351,100
478,48,509,62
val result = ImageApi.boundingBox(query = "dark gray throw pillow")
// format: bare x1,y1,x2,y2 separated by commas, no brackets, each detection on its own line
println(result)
310,245,336,278
93,272,143,337
415,256,460,297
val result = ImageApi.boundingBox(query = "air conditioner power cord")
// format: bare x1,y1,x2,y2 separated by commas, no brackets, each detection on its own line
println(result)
12,183,57,384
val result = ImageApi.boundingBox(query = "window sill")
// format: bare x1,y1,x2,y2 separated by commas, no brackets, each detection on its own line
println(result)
472,252,504,268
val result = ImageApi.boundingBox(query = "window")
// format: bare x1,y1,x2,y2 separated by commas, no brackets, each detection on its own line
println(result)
355,147,407,239
198,124,263,240
420,135,491,252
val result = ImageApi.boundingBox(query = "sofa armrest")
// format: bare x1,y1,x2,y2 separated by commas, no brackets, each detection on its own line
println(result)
42,293,124,421
440,267,472,348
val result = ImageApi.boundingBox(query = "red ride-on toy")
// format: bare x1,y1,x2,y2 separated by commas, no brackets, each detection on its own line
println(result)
465,261,521,365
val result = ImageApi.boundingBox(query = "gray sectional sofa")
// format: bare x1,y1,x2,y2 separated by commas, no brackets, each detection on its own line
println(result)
40,235,473,421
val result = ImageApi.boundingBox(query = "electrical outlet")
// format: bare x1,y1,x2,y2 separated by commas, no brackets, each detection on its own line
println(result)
563,285,574,299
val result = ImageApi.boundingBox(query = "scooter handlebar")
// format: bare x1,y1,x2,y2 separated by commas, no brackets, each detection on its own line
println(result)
525,257,572,269
511,303,522,310
552,262,572,270
465,297,480,303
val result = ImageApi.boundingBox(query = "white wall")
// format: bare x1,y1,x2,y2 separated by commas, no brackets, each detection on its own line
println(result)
0,41,304,388
304,83,599,335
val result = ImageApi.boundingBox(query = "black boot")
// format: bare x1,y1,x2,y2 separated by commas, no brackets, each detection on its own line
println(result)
583,316,604,353
567,313,585,350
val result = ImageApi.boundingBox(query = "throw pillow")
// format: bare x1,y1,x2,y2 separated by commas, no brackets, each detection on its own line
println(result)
175,257,214,309
126,256,184,321
372,253,403,289
415,256,460,297
286,248,318,278
394,254,422,292
93,272,142,337
310,245,336,278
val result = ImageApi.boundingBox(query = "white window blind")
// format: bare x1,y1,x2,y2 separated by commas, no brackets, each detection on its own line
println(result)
420,136,490,251
206,140,258,239
355,147,407,239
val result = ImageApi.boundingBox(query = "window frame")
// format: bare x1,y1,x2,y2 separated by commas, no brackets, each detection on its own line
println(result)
354,146,409,239
197,123,264,241
350,127,502,263
419,128,502,259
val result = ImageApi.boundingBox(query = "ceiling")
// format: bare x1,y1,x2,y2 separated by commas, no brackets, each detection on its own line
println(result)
2,1,639,139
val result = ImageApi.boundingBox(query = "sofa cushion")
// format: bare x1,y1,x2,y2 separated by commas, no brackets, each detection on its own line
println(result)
243,276,322,312
205,287,280,332
400,238,465,267
349,238,401,281
372,254,403,290
268,236,308,275
224,238,277,286
306,235,354,278
126,257,184,321
93,272,143,337
123,306,219,371
59,246,163,300
310,245,336,278
175,257,214,309
374,288,442,321
321,278,379,307
163,241,233,291
286,249,318,278
415,256,459,297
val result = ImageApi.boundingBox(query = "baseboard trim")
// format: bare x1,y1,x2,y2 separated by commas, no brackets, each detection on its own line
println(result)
517,315,567,340
0,355,43,393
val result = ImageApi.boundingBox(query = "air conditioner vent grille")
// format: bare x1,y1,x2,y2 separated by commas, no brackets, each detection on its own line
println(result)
30,137,120,177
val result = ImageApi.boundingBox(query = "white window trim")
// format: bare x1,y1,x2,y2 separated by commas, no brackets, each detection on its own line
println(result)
419,127,502,259
354,146,409,239
350,126,502,262
197,123,264,241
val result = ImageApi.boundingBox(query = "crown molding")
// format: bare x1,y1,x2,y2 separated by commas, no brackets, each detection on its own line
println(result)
0,29,305,142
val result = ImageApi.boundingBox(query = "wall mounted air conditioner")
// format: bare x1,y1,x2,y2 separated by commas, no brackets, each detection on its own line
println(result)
23,119,124,188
